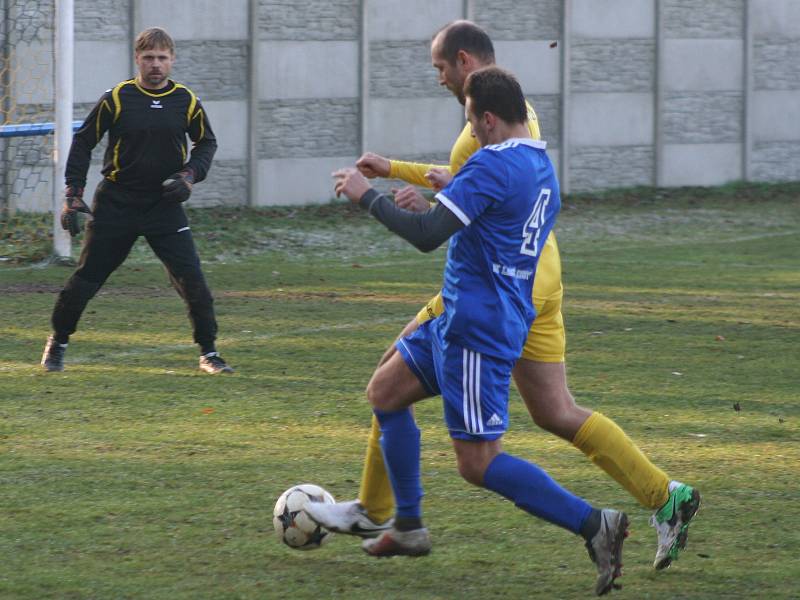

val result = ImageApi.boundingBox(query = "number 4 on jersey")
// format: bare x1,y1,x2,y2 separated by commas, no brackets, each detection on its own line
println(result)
520,188,551,257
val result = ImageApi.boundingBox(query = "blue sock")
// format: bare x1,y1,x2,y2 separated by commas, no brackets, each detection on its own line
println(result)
483,452,593,534
374,408,423,518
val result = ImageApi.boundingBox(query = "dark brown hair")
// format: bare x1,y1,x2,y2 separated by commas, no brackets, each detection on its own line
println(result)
134,27,175,54
464,66,527,125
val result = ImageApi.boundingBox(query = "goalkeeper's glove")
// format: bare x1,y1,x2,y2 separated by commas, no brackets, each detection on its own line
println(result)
60,185,91,237
162,167,195,203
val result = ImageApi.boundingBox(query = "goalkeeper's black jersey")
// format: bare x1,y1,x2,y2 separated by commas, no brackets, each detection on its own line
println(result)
65,79,217,192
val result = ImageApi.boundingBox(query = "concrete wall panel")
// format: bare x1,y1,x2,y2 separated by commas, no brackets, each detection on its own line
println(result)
754,40,800,91
173,41,249,101
201,101,248,161
570,145,653,191
496,41,561,95
258,99,359,159
473,0,561,41
752,142,800,182
75,41,130,103
368,0,463,41
366,98,462,156
76,0,130,42
663,92,743,144
662,40,743,91
573,0,655,38
369,42,448,98
571,40,654,93
257,156,358,205
663,0,743,39
139,0,248,40
752,0,800,37
193,159,249,206
259,41,358,100
259,0,359,41
530,95,561,148
570,93,654,146
662,143,741,186
753,91,800,142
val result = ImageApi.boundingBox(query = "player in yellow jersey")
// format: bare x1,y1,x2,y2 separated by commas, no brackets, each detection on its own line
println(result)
307,20,699,570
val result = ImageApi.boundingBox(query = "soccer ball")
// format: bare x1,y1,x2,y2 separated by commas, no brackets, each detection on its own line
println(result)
273,483,336,550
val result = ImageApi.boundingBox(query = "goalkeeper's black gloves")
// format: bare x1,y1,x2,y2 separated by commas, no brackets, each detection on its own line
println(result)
60,185,91,237
162,167,195,203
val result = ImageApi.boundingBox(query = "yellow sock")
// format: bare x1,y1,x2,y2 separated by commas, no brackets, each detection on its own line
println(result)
573,412,670,509
357,415,395,524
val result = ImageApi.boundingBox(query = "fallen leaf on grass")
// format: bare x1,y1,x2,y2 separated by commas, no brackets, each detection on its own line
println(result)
201,407,215,415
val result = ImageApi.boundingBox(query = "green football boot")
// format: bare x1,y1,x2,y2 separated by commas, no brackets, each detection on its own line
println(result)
650,483,701,569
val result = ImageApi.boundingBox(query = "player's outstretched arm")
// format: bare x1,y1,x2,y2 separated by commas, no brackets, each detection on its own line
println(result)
357,151,451,191
356,153,392,178
390,159,450,188
333,168,463,252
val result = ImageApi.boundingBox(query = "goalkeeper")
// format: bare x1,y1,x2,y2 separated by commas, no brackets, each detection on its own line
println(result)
306,20,699,571
40,27,232,375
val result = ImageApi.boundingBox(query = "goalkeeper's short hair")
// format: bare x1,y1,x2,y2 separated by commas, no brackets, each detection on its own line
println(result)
135,27,175,55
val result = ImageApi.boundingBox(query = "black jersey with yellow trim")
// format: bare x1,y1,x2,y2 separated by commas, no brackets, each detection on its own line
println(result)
65,79,217,193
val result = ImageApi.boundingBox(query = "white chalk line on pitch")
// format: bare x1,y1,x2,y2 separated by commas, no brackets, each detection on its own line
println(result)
46,316,411,366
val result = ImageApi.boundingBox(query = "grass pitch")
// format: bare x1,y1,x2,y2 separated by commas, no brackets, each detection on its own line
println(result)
1,184,799,599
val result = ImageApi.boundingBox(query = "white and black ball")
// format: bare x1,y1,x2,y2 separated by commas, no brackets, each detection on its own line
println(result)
273,484,336,550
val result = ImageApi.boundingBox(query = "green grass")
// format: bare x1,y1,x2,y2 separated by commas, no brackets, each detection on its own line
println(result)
1,184,799,599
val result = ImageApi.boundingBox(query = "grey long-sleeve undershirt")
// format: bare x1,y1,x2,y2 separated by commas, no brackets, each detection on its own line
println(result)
358,188,464,252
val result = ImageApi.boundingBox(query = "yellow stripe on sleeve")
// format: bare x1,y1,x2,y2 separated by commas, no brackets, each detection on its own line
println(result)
97,99,111,143
192,108,205,140
174,84,198,128
111,80,133,123
108,139,122,181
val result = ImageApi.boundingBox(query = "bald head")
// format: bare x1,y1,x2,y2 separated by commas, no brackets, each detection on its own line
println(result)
431,20,496,103
431,20,495,67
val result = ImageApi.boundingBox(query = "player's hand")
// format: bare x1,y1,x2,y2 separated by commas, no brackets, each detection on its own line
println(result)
162,167,195,203
356,152,391,178
59,185,90,237
392,185,430,213
424,167,452,192
333,167,371,203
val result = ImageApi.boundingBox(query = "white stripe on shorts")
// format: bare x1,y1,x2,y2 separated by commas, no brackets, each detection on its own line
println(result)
462,349,484,434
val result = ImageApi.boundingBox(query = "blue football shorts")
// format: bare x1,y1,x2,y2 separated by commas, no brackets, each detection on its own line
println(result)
395,318,514,441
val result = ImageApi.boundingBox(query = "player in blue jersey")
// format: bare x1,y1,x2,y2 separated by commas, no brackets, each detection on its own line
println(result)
333,67,628,596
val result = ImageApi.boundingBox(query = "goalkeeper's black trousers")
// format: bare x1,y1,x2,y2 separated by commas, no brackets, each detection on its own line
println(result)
50,180,218,352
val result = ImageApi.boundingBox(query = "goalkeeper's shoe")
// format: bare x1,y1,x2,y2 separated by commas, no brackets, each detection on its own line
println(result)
585,509,629,596
361,527,431,557
304,499,393,538
651,483,701,570
199,352,234,374
41,336,67,372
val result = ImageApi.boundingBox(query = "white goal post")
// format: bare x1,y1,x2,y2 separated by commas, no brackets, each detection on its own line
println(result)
53,0,74,258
